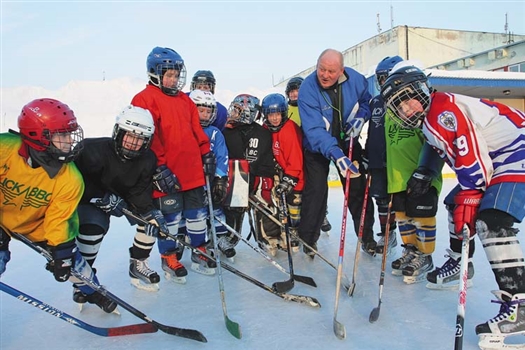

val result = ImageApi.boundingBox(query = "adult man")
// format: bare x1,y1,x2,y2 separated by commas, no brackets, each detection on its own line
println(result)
0,98,116,313
381,65,525,347
298,49,375,257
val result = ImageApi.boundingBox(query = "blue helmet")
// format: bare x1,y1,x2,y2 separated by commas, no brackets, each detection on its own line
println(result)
375,55,403,89
261,93,288,132
146,47,187,96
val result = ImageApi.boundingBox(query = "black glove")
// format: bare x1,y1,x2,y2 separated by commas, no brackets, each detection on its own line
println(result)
212,176,228,203
406,168,433,197
142,209,168,237
202,152,216,177
90,193,126,217
153,165,181,193
276,174,297,196
47,240,77,282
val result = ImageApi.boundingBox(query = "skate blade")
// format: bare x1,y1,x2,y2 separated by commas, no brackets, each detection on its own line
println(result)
163,272,187,284
130,278,160,291
403,273,429,284
391,269,403,276
321,229,331,236
111,307,121,316
426,279,473,290
191,263,216,276
77,302,84,312
478,333,525,350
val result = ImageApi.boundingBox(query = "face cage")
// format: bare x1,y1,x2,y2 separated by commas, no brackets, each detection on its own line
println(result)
375,72,388,91
114,128,152,161
148,64,187,96
263,110,288,132
190,80,216,94
385,83,430,129
227,103,257,125
197,104,217,127
46,127,84,163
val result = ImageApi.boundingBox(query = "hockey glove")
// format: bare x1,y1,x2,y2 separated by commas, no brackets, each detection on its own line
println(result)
345,115,366,139
406,168,433,197
91,193,127,217
212,176,228,204
153,165,181,193
329,147,359,178
453,189,483,239
276,174,298,196
141,209,168,237
47,240,77,282
202,152,217,177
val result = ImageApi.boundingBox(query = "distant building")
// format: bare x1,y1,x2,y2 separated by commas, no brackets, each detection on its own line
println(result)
276,25,525,110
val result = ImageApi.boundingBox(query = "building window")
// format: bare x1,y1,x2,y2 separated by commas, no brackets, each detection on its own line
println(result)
508,62,525,72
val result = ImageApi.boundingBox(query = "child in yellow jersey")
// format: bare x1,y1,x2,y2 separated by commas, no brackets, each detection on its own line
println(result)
0,98,116,313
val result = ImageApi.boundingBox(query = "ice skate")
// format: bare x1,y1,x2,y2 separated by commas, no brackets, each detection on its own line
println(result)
303,242,317,260
391,244,417,276
129,257,161,291
375,231,397,256
191,246,216,276
218,235,237,263
361,239,377,257
161,251,188,284
402,251,433,284
72,285,87,311
426,249,474,290
477,291,525,350
321,216,332,236
85,291,120,314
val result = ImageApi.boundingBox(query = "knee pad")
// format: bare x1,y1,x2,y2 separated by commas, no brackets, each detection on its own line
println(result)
477,209,515,232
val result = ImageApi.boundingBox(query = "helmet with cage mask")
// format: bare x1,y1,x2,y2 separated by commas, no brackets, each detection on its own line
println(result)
17,98,84,163
190,70,216,94
189,89,217,127
146,47,187,96
285,77,304,107
381,65,432,129
261,93,288,132
227,94,261,125
112,105,155,161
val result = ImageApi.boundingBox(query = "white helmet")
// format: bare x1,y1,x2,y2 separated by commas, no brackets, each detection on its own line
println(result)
189,89,217,127
112,105,155,161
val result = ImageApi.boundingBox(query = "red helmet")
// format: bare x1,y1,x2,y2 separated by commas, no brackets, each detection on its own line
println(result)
18,98,84,162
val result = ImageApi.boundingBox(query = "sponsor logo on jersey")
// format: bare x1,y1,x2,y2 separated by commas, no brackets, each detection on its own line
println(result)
0,177,52,209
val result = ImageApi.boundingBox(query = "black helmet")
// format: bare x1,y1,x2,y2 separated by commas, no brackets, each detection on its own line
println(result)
190,70,216,94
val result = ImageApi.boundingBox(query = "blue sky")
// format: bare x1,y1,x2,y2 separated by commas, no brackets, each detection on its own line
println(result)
1,0,524,92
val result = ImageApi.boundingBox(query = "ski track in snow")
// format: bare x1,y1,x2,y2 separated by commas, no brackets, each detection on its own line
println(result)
1,178,524,350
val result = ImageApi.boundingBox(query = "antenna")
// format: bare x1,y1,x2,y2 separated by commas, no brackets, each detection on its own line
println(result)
377,13,382,34
390,4,394,29
504,12,508,33
102,71,106,81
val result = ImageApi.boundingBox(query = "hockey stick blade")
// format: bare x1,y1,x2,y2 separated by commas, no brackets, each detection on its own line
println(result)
10,231,207,343
369,303,381,323
293,274,317,288
272,279,294,293
0,281,158,337
333,319,346,340
281,293,321,307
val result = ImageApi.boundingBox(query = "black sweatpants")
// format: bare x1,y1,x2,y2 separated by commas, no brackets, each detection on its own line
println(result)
298,149,375,246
